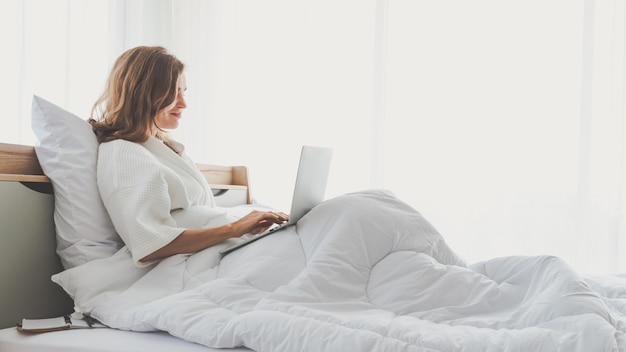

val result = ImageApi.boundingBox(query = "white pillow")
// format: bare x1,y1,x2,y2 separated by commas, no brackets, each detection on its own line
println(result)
31,95,123,269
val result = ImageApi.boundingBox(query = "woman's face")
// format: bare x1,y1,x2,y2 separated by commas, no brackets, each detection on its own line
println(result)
154,72,187,132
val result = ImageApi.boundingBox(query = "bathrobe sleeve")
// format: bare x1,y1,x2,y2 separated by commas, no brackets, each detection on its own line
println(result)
96,140,189,266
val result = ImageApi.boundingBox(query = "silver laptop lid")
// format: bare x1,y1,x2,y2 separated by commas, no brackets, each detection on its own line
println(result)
288,145,333,224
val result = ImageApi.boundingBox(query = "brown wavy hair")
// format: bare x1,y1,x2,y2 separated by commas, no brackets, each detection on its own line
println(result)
89,46,185,143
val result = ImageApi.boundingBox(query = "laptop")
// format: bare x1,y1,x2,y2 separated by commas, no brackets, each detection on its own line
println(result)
219,145,333,255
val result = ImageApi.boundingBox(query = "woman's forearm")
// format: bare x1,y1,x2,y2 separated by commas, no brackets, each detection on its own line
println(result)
140,224,239,263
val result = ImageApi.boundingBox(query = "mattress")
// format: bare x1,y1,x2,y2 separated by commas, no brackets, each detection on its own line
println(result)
0,327,252,352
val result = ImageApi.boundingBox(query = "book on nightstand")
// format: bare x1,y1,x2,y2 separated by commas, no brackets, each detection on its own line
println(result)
17,313,106,333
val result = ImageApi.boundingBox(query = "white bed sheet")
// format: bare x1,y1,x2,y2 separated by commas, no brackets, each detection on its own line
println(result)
0,327,253,352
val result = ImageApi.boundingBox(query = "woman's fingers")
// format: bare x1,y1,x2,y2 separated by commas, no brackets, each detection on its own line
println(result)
236,210,290,236
268,211,289,223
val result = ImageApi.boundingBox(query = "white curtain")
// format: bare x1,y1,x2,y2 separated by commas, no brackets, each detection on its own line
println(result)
382,0,626,274
0,0,173,145
2,0,625,274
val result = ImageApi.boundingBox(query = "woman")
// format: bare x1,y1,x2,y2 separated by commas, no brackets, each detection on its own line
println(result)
89,46,288,266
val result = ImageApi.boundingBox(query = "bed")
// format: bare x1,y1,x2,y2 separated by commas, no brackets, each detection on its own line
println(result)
0,96,625,351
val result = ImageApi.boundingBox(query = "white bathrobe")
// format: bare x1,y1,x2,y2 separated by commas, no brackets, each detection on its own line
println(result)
97,137,233,266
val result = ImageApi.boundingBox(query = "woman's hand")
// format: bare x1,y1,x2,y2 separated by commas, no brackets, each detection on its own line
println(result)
230,210,289,237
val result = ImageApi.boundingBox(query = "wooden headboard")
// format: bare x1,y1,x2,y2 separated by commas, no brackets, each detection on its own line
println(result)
0,142,251,203
0,143,49,183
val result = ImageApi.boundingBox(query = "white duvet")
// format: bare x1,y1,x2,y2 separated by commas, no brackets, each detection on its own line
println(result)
53,190,626,351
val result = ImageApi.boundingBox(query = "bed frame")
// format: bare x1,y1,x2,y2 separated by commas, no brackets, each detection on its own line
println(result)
0,142,252,329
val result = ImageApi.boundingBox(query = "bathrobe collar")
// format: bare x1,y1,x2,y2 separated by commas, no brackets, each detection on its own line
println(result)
141,136,215,205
